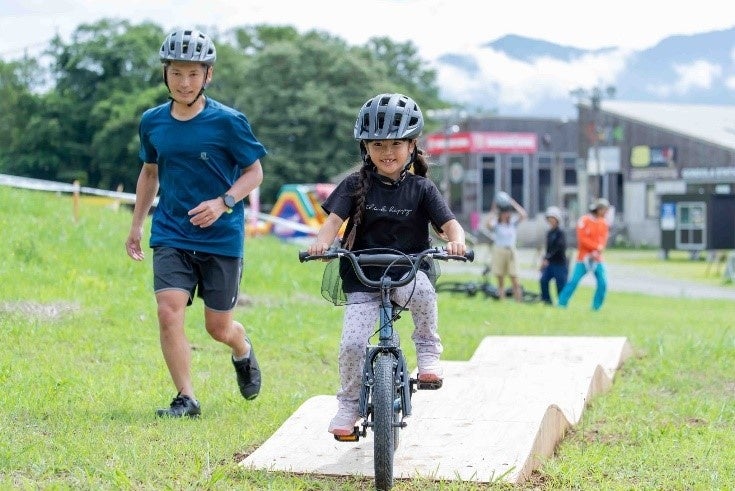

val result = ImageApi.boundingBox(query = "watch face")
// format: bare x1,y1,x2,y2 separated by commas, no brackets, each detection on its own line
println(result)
223,194,236,208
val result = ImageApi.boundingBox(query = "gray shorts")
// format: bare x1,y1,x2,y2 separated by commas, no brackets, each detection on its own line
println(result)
152,247,243,312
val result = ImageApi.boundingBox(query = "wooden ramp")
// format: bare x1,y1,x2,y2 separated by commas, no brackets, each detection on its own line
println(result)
241,335,632,484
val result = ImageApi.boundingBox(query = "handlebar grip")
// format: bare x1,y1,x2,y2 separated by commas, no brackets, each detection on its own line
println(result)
299,250,339,262
465,250,475,262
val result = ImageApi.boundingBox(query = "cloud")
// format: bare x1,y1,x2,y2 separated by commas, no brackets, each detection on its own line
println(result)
646,60,723,97
433,46,632,114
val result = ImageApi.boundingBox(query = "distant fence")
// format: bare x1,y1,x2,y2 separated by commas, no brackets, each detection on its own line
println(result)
0,173,142,204
0,173,317,235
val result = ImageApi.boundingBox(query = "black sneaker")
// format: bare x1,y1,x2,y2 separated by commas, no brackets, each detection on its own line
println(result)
156,392,201,418
232,337,261,400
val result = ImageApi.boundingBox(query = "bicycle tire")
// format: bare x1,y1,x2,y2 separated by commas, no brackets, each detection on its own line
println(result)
435,281,480,296
521,290,541,303
373,352,396,490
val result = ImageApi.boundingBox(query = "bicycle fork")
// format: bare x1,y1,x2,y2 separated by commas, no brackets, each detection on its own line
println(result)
330,347,412,443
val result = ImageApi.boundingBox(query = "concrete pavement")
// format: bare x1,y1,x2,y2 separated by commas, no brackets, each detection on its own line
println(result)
454,245,735,301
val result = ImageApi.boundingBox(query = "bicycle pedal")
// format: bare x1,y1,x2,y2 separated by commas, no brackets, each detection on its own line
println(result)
416,380,443,390
412,378,443,390
333,428,360,442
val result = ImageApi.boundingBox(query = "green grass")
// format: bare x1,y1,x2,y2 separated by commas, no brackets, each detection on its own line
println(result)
1,186,734,490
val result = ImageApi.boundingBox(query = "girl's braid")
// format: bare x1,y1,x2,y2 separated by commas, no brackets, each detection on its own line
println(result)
412,147,428,177
342,162,372,250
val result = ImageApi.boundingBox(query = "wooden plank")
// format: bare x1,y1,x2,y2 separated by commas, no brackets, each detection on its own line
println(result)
241,335,632,484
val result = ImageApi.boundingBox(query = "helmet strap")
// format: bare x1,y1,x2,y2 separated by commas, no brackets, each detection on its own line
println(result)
186,87,206,107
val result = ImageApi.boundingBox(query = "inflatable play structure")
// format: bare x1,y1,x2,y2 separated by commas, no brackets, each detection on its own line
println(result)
260,183,336,240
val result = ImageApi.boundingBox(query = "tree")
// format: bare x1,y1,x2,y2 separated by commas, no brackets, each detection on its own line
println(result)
90,86,168,190
45,19,164,186
4,20,446,204
0,57,58,177
215,28,444,202
361,37,442,106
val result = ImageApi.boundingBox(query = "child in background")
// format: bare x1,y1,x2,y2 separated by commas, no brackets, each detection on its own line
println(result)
539,206,568,305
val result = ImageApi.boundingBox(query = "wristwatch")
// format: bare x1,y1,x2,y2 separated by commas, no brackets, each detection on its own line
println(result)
221,193,236,213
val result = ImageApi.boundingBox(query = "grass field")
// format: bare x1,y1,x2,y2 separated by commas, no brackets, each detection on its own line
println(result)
1,186,734,490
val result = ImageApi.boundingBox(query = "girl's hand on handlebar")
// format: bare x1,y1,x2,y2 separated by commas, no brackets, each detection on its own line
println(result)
307,242,331,257
444,241,466,256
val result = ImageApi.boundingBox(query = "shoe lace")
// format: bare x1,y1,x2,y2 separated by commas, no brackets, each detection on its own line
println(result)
170,392,189,407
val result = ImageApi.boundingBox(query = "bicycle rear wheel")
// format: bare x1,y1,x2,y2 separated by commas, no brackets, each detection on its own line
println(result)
435,281,479,296
373,352,396,490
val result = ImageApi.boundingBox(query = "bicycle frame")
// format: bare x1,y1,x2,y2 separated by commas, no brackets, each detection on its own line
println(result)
356,271,413,436
299,246,473,490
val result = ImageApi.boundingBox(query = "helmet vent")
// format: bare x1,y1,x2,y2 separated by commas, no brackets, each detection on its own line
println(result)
353,93,424,140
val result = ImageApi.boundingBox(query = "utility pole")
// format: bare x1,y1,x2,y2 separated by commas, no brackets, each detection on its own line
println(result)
426,108,463,205
570,85,616,201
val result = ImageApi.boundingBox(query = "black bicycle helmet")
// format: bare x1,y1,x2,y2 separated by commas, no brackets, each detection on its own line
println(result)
160,29,216,66
354,93,424,140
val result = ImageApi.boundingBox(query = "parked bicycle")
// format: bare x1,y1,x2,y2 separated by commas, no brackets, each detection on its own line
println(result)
435,265,541,303
299,246,473,490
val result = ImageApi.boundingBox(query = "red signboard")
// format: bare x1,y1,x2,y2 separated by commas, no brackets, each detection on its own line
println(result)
425,131,538,155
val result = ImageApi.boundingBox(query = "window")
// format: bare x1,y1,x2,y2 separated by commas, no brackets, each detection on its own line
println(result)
563,156,577,185
676,202,706,250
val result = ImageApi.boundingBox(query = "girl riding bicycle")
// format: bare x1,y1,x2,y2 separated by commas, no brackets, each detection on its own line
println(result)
307,93,467,436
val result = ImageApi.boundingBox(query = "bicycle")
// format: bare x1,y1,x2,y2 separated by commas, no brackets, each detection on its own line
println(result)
435,265,541,303
299,246,473,490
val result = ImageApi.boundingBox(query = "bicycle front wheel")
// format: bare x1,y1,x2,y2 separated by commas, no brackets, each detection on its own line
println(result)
373,352,396,490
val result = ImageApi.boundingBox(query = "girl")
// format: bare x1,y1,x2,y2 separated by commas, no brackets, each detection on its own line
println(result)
307,93,466,435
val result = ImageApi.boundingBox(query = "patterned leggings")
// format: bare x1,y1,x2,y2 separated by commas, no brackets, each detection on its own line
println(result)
336,271,442,410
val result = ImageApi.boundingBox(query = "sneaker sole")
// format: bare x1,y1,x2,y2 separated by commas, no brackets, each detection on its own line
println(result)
330,427,355,436
155,409,201,418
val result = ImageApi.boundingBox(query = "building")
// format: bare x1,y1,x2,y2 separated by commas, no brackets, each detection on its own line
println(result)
424,101,735,248
577,100,735,247
424,115,580,233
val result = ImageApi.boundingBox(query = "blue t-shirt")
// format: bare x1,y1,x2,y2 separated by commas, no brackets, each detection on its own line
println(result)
138,98,266,258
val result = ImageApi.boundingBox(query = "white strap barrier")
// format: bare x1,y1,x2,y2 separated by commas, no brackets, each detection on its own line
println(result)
0,173,318,235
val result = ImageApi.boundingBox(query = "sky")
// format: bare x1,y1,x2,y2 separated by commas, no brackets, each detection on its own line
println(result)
2,0,733,61
1,0,733,117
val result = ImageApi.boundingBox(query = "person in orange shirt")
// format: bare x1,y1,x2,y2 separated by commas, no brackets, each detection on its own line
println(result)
558,198,610,310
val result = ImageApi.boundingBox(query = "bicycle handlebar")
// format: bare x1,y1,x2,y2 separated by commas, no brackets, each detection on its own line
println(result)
299,247,474,289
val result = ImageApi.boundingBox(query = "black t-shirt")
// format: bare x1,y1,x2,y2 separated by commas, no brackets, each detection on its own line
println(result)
544,227,567,265
322,171,455,292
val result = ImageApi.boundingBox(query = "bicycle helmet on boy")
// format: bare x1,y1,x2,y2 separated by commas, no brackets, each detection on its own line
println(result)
354,93,424,140
160,29,216,66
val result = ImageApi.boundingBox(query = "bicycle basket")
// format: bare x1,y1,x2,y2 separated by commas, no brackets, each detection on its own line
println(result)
320,260,347,306
319,253,442,306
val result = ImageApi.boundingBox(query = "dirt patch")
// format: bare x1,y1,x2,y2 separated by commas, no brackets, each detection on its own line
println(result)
0,301,79,321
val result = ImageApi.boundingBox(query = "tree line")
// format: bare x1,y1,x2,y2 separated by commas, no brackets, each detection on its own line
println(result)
0,19,450,204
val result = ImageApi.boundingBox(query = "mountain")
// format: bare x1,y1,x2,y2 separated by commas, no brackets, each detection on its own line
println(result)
431,27,735,119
